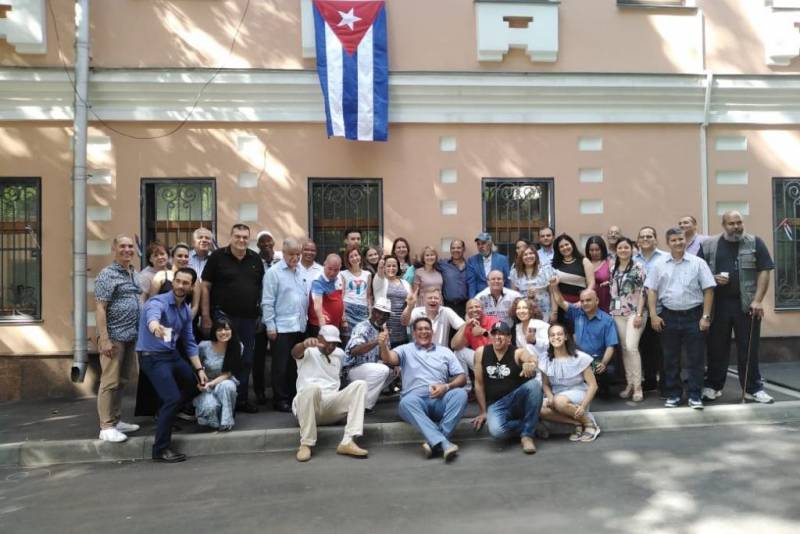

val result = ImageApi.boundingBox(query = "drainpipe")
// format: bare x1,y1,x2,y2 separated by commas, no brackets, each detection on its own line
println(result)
698,8,711,235
71,0,90,383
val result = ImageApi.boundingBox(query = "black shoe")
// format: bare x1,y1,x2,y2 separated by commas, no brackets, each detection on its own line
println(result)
642,381,658,392
236,402,259,414
152,448,186,463
273,401,292,413
255,392,268,405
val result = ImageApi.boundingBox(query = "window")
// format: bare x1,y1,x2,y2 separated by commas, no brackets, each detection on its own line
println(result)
141,179,216,258
0,178,41,321
482,178,554,261
617,0,694,7
773,178,800,310
309,179,382,260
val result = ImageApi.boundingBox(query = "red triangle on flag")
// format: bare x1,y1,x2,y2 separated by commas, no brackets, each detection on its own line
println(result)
314,0,385,56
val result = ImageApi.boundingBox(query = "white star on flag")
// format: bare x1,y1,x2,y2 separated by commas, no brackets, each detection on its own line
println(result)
337,8,361,31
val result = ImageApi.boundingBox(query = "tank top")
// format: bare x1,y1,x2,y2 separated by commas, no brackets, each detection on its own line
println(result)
555,259,586,300
482,343,528,405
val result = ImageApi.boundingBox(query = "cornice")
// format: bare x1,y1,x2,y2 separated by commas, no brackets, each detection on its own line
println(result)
1,68,800,125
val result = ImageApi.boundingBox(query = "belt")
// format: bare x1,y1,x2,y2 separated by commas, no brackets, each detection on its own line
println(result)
662,305,702,315
139,350,173,357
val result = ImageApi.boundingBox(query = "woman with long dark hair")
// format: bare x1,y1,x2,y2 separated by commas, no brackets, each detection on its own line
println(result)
538,323,600,442
609,237,647,402
194,316,242,431
390,237,415,285
585,235,611,312
340,245,372,332
362,245,382,275
551,234,595,324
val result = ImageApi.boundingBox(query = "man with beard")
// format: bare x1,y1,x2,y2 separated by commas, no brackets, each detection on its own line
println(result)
537,227,556,267
439,239,468,319
700,211,775,404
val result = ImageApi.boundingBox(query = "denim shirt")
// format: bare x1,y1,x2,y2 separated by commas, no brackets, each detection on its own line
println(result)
261,259,309,333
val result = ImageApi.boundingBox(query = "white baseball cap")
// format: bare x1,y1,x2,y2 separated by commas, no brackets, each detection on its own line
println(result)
374,297,392,314
318,324,342,343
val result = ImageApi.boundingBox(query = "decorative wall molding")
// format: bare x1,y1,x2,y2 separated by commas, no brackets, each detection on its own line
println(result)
3,68,800,125
0,0,46,54
761,1,800,66
474,0,559,62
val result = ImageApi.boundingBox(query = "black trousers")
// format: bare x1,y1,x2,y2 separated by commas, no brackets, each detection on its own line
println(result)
706,296,763,394
639,316,664,392
271,331,304,404
253,329,270,397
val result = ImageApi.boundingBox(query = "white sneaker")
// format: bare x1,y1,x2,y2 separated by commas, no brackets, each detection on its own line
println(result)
99,428,128,443
744,390,774,404
701,387,722,401
115,421,140,433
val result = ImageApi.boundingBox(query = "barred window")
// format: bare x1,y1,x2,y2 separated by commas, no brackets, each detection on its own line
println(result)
141,179,216,257
0,178,41,321
309,179,382,261
773,178,800,310
482,178,554,261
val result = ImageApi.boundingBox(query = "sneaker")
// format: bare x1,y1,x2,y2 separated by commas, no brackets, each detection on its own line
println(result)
296,445,311,462
521,436,537,454
664,397,681,408
176,411,196,422
443,443,460,463
421,442,433,459
115,421,140,433
744,390,775,404
99,428,128,443
688,398,704,410
336,441,368,458
701,387,722,401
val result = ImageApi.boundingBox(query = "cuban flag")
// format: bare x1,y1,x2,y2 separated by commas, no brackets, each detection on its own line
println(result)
313,0,388,142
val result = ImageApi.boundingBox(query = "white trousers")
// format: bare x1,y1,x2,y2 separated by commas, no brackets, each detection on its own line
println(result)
454,348,474,390
293,381,367,446
347,362,394,409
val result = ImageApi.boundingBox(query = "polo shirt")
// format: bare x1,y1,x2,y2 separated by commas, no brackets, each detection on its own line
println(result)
394,342,465,397
565,304,618,360
202,246,264,318
308,273,344,327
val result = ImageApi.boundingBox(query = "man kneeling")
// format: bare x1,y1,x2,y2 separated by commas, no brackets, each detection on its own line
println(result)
292,325,368,462
472,322,543,454
379,317,468,462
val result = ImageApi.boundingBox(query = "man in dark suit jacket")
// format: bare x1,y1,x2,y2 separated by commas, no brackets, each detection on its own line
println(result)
466,232,510,298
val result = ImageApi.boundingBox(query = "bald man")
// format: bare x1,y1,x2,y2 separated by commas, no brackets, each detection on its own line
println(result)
700,211,775,404
552,284,619,396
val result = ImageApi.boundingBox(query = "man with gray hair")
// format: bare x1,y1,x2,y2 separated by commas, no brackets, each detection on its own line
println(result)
678,215,707,256
466,232,510,298
188,227,214,279
262,238,309,412
700,211,775,404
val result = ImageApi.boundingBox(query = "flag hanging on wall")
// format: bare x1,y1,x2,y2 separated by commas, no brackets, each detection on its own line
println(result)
313,0,388,142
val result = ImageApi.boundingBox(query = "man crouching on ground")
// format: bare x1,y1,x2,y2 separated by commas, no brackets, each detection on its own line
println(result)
379,317,468,462
292,325,368,462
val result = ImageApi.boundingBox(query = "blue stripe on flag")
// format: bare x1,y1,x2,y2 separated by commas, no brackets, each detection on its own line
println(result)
342,47,359,140
313,7,333,137
372,6,388,141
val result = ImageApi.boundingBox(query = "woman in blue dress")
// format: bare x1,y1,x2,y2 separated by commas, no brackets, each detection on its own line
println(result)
194,316,242,431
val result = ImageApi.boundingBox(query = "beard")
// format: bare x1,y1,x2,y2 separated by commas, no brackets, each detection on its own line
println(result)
723,231,743,242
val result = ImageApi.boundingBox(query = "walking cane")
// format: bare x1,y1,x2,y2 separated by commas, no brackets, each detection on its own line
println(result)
740,312,758,404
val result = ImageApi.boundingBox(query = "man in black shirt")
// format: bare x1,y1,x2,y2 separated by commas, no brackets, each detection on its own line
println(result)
700,211,775,403
471,322,542,454
201,223,265,412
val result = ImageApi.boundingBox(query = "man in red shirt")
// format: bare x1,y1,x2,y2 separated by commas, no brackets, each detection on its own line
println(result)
307,254,345,338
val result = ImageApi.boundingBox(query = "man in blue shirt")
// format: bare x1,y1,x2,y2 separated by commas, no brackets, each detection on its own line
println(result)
466,232,510,298
379,317,468,462
262,238,308,413
552,284,619,397
438,239,468,318
136,267,207,463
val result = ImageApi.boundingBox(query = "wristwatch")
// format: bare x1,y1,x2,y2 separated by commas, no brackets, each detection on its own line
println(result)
702,314,711,320
195,366,205,372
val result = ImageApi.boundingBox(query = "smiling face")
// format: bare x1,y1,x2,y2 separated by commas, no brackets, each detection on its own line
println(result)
114,237,135,266
548,324,566,349
476,239,492,257
150,247,168,269
424,289,442,309
365,248,380,265
616,240,633,261
587,243,603,262
284,244,301,269
522,248,538,268
172,271,194,299
412,319,434,347
539,228,554,248
384,257,399,278
579,290,599,314
637,228,656,252
257,234,275,258
466,299,483,319
301,241,317,264
491,330,512,352
214,323,232,343
423,248,437,267
667,232,686,254
678,216,697,236
323,255,341,280
230,228,250,255
347,248,362,270
449,240,465,260
393,240,409,261
173,247,190,269
488,270,504,293
193,229,212,254
514,299,531,322
557,239,573,259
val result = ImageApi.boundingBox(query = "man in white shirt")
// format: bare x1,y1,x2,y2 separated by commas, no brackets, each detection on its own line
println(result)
297,239,324,296
291,325,368,462
537,227,555,267
475,270,522,327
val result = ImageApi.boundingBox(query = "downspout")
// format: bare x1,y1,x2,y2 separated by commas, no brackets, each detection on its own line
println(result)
698,8,711,235
71,0,90,383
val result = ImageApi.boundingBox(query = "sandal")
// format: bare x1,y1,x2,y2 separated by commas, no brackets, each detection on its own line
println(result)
632,387,644,402
569,425,583,442
580,424,601,443
619,385,633,399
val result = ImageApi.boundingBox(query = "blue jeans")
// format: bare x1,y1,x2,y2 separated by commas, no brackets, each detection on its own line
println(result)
139,351,197,455
660,306,706,400
398,388,468,449
229,316,256,403
486,379,543,439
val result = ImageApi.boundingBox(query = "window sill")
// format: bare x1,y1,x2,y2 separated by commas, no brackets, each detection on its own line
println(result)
0,319,44,326
617,2,697,10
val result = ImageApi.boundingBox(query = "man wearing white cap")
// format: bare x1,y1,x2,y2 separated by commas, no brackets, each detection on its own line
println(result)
466,232,510,298
291,325,368,462
344,298,396,409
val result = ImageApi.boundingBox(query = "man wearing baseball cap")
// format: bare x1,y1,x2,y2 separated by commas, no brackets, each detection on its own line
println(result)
472,322,543,454
291,325,368,462
466,232,510,298
344,297,396,409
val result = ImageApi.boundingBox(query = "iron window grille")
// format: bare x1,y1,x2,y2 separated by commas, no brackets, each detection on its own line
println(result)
482,178,555,261
773,178,800,310
0,178,41,322
308,179,383,261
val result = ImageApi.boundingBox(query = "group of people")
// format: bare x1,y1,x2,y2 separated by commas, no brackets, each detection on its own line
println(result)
93,210,775,463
